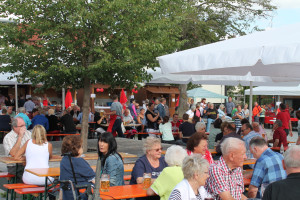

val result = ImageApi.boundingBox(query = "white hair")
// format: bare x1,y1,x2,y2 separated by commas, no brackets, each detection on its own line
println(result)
191,106,196,111
195,122,206,132
284,145,300,168
221,137,245,155
143,137,161,154
182,154,209,180
165,145,187,167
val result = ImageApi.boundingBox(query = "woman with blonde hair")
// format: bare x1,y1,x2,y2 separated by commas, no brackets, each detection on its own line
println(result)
130,137,168,185
15,125,54,185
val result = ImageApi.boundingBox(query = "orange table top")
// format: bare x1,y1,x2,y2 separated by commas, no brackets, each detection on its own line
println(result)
243,159,256,165
25,163,135,177
99,184,148,199
271,146,289,152
0,152,136,164
162,149,217,155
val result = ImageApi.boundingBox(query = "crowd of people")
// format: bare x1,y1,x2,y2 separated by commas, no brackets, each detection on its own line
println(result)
2,93,300,199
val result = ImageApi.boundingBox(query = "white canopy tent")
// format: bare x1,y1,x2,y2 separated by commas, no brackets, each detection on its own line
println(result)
244,85,300,96
157,23,300,122
148,68,299,122
157,23,300,79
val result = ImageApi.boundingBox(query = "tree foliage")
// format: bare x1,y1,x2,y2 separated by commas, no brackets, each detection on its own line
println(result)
0,0,186,90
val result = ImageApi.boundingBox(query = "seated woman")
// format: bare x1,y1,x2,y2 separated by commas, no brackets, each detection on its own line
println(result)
145,103,160,136
130,137,168,185
146,145,187,200
60,135,95,200
186,132,214,164
159,116,175,144
169,155,212,199
137,108,147,140
98,132,124,186
195,122,206,134
15,125,54,185
47,108,60,132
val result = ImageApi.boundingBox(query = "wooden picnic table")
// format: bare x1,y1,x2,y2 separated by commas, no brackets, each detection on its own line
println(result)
271,146,289,152
162,148,217,155
100,123,142,127
0,152,137,164
25,163,135,177
243,159,256,165
99,184,148,199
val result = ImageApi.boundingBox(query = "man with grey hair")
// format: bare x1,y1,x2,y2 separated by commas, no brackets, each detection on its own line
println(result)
270,119,288,147
206,137,247,200
247,137,286,198
15,107,32,129
186,105,196,120
263,145,300,200
3,117,31,181
195,122,206,134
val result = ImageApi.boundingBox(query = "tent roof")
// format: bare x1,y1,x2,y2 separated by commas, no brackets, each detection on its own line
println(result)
244,85,300,96
187,87,227,99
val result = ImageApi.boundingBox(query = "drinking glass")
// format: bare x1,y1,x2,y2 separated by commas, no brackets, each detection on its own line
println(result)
100,174,110,192
142,173,151,189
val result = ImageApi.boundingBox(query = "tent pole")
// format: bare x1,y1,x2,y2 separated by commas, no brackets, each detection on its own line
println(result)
249,81,253,124
62,88,65,111
15,82,18,113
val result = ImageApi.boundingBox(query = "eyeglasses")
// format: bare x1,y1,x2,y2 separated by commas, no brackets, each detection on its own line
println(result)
152,147,163,152
16,124,26,128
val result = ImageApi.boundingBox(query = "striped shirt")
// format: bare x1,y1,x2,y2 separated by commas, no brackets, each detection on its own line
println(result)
3,129,32,156
169,189,202,200
205,156,244,200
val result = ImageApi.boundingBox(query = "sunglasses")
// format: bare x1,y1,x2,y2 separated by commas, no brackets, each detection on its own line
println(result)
152,147,163,152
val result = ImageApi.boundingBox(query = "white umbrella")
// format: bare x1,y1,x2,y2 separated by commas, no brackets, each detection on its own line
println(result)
157,23,300,78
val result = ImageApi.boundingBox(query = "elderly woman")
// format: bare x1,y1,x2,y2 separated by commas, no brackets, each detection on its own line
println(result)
186,133,214,164
130,137,168,185
169,155,211,199
60,135,95,200
218,104,232,121
195,122,206,134
146,145,187,200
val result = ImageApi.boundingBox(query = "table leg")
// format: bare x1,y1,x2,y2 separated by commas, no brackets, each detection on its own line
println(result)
44,176,48,200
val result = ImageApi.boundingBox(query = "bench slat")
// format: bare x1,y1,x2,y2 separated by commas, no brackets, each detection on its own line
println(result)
0,172,15,178
3,183,39,189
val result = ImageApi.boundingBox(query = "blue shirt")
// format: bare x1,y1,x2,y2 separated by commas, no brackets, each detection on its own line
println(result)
130,155,168,185
31,114,49,131
251,148,286,198
157,103,166,118
60,156,95,200
15,113,32,129
243,131,262,158
24,100,35,112
76,112,93,124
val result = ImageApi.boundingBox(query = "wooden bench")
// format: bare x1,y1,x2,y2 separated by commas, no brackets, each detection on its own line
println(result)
0,173,16,200
123,175,131,181
14,186,55,198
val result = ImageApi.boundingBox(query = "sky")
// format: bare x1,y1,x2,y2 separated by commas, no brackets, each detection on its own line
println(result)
257,0,300,29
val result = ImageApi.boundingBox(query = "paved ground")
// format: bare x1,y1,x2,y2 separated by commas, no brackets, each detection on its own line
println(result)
0,128,298,199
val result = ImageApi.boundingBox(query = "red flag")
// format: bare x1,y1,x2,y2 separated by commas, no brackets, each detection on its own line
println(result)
65,89,73,109
120,89,128,110
176,95,180,107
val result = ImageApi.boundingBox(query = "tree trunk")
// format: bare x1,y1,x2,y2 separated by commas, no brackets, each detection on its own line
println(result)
177,84,189,117
81,76,91,153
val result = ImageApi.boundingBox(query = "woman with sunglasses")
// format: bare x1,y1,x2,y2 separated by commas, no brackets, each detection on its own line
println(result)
98,132,124,186
130,137,168,188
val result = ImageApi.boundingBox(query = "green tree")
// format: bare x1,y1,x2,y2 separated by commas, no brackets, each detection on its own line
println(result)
0,0,187,152
176,0,276,113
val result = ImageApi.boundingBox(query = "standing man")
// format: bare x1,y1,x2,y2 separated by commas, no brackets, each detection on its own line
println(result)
23,97,35,113
225,97,235,117
157,98,166,119
276,103,293,137
106,95,124,137
3,117,31,181
252,102,262,123
263,145,300,200
206,137,247,200
248,137,286,198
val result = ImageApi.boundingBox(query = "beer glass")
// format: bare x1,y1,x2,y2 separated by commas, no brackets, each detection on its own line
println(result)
100,174,110,192
142,173,151,189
